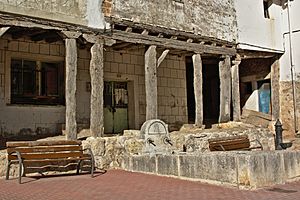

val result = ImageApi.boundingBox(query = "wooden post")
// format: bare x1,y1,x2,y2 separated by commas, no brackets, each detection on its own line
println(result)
145,45,157,120
90,42,104,137
271,58,280,120
65,38,77,140
231,55,241,121
219,55,232,123
192,54,203,127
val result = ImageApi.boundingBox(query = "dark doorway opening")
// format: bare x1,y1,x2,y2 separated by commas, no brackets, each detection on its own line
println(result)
202,59,220,127
185,57,220,128
185,57,195,123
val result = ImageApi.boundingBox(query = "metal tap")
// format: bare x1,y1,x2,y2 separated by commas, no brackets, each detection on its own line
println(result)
163,137,173,146
147,138,156,146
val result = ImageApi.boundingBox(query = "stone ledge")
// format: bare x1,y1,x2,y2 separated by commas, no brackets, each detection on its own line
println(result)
121,151,300,190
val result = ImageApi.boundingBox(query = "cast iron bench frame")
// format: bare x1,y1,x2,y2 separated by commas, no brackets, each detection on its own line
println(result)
208,135,263,151
6,140,95,184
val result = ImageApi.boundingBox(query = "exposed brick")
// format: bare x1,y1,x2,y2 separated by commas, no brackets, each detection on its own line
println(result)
111,62,119,73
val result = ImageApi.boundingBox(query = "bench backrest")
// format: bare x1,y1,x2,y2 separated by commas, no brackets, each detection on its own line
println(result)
7,140,84,161
208,135,250,151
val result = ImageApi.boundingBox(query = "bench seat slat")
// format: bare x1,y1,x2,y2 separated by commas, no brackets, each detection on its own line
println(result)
6,140,81,148
8,152,85,160
7,146,82,154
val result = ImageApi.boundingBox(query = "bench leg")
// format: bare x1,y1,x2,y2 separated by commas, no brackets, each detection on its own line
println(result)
91,158,94,178
76,161,82,175
6,161,11,180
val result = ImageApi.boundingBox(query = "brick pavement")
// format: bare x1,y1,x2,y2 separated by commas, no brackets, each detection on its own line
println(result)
0,169,300,200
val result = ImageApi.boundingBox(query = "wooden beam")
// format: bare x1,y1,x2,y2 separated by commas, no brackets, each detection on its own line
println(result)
90,42,104,137
83,33,116,46
271,58,280,120
65,38,78,140
193,54,203,127
219,55,232,123
145,45,157,120
157,49,169,67
0,27,10,37
231,55,241,121
111,30,236,55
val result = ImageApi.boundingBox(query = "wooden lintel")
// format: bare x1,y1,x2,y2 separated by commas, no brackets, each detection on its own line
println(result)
83,33,116,46
111,31,236,55
0,27,10,37
157,49,169,68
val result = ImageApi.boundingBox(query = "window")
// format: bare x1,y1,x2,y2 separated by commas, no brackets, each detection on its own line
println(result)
11,58,64,105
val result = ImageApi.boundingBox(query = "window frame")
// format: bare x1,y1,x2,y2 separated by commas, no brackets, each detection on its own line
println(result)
5,52,65,106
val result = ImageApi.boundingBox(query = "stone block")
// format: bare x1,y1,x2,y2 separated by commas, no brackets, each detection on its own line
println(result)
164,68,171,78
59,45,65,56
110,62,119,73
127,64,134,74
105,51,113,62
282,151,300,180
123,53,131,64
134,64,143,75
29,43,39,54
130,54,138,64
8,40,18,51
118,63,127,74
170,69,177,78
18,41,29,52
39,43,50,55
50,44,60,56
157,155,178,176
0,39,8,50
104,62,111,72
114,52,123,62
131,155,156,173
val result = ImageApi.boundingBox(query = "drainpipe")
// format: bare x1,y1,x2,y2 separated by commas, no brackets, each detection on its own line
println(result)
287,0,298,135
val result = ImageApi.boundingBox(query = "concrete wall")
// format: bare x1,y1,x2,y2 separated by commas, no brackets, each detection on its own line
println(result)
235,0,284,52
108,0,237,42
0,0,107,29
0,35,188,136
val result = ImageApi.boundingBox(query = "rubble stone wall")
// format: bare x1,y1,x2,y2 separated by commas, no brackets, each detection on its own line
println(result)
279,81,300,137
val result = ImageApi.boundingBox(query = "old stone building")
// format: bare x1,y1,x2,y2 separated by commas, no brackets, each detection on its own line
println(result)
0,0,239,139
0,0,298,141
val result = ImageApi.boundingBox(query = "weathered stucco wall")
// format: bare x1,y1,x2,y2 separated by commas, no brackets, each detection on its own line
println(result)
0,0,107,29
110,0,237,42
235,0,284,52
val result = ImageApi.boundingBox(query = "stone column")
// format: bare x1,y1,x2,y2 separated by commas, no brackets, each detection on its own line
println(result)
145,45,157,120
65,38,78,140
192,54,203,127
219,55,232,123
271,58,280,121
90,42,104,137
231,55,241,121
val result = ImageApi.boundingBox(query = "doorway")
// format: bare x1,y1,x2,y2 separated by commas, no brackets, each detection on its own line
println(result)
185,57,220,127
104,81,129,134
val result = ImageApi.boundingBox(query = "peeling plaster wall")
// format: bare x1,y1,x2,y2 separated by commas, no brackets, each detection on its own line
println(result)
0,0,107,29
110,0,237,42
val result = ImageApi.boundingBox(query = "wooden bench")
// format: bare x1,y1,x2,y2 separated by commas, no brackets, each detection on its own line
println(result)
6,140,95,184
208,135,263,151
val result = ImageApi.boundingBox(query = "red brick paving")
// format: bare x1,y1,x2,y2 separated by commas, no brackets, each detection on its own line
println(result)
0,169,300,200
